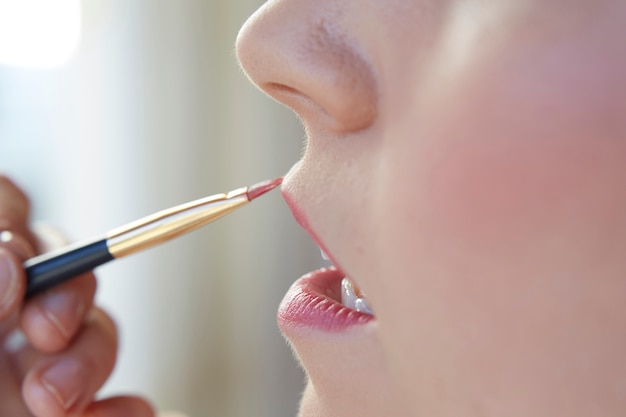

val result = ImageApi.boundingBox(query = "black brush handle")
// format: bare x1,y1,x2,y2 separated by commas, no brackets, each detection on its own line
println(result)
24,237,113,298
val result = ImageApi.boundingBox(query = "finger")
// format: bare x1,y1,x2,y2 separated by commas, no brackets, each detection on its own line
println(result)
0,248,26,323
0,230,36,260
0,175,37,248
21,221,97,352
21,272,97,353
82,396,155,417
22,308,118,417
0,330,30,417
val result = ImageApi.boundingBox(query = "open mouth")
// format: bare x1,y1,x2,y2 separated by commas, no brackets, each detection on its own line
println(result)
279,182,374,331
321,248,374,315
277,249,375,332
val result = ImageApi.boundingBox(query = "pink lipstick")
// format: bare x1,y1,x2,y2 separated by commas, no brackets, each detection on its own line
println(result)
278,267,374,332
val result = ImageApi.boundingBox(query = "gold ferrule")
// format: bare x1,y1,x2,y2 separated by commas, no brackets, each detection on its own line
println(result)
106,187,249,258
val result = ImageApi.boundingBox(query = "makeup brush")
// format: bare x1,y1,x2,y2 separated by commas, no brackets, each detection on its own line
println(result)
24,178,282,298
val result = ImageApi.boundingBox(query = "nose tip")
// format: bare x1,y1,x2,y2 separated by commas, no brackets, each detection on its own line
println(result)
236,2,378,134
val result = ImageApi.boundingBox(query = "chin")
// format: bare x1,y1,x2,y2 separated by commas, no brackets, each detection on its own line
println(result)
297,382,355,417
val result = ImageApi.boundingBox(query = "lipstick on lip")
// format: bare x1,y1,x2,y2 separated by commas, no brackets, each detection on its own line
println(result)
279,188,375,331
278,267,374,332
23,177,282,298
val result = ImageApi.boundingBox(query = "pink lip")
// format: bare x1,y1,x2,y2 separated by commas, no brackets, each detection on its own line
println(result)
277,267,374,331
279,188,374,331
281,189,333,261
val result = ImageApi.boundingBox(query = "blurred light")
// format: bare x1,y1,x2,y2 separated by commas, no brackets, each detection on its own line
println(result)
0,0,81,68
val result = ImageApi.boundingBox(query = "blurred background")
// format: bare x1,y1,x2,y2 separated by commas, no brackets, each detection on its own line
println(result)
0,0,321,415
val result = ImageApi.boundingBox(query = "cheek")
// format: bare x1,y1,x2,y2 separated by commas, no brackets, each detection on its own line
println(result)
376,69,626,310
428,131,626,257
417,51,626,271
418,121,626,351
372,49,626,411
407,9,626,266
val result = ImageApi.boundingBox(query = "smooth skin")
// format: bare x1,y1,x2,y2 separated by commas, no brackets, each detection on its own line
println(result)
237,0,626,416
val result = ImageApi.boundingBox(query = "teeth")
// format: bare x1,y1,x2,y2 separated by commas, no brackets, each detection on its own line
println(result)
354,298,374,315
318,248,373,315
341,278,358,310
341,278,374,315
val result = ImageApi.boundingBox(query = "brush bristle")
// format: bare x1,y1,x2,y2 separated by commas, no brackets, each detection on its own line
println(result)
246,177,283,201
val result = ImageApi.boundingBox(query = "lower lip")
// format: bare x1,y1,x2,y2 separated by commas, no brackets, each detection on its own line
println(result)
277,267,375,332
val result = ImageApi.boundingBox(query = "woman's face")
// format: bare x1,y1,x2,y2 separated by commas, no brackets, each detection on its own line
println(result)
237,0,626,416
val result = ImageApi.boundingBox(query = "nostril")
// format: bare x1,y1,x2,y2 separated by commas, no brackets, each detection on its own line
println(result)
256,46,379,134
264,75,377,134
236,3,378,134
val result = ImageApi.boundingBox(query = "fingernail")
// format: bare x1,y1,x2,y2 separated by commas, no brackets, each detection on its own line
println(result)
0,230,36,259
41,357,85,410
0,249,19,314
0,230,13,243
40,291,84,339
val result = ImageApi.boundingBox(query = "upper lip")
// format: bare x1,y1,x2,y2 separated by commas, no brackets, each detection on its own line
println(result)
279,178,376,330
281,185,345,274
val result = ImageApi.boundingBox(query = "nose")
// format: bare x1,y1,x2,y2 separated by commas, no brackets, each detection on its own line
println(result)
236,0,378,134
